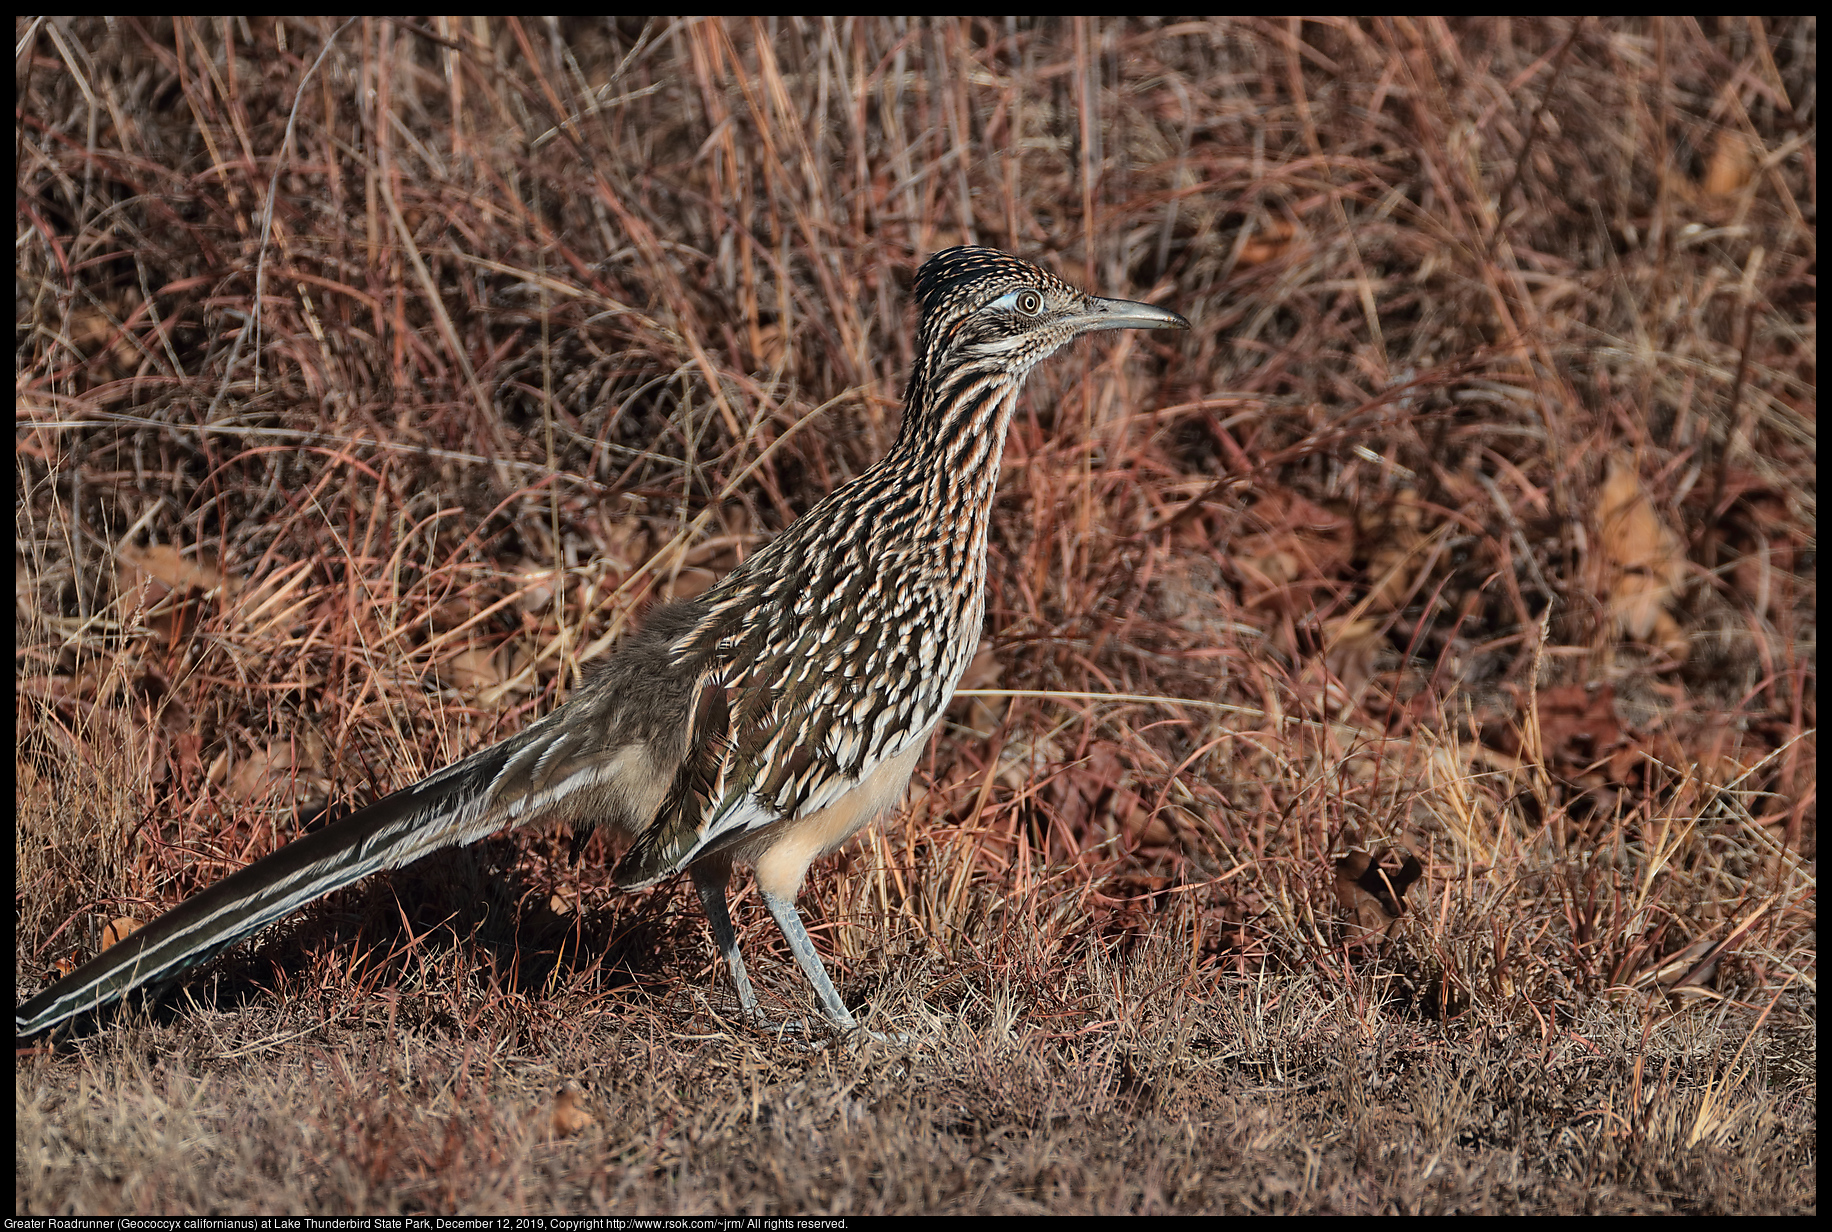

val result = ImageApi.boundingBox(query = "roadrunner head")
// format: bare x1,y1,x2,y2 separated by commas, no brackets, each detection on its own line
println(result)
901,245,1190,444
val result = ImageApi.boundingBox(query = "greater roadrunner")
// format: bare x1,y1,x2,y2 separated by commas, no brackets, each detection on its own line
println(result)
17,247,1189,1039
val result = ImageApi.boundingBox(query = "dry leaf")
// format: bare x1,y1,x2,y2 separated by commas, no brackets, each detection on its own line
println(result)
1155,556,1232,642
753,320,788,370
550,1086,596,1138
958,641,1003,692
440,646,504,693
594,513,650,574
1635,902,1770,1001
118,543,236,596
225,736,326,805
1060,744,1156,847
1596,454,1686,654
997,733,1063,793
663,566,719,602
1121,809,1175,849
1236,217,1296,267
1334,847,1423,951
1701,130,1754,198
511,559,562,612
1358,487,1426,611
63,292,143,389
100,917,143,951
1323,616,1383,714
952,640,1007,733
117,543,241,640
1233,491,1354,616
1524,682,1634,779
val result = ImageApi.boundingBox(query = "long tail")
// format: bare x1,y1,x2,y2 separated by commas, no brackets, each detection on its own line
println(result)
18,600,715,1039
17,705,644,1039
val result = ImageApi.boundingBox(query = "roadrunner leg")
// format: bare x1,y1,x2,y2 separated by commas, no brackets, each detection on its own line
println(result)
760,890,859,1032
689,857,759,1018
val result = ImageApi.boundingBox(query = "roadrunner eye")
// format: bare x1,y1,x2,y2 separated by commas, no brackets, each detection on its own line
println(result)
986,288,1044,316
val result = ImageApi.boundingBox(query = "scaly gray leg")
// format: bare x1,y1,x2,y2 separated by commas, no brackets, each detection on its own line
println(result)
690,859,758,1018
698,868,902,1041
759,889,865,1033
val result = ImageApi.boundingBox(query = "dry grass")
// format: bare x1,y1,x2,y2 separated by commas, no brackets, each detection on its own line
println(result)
16,16,1814,1215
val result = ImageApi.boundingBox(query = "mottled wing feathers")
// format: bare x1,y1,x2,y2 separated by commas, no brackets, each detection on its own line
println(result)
610,581,908,888
612,667,740,887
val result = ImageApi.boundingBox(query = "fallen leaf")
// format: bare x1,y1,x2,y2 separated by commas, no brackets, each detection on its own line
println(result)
1518,683,1639,784
1232,491,1353,615
118,543,237,595
1701,130,1754,198
662,566,719,602
951,640,1007,734
100,917,143,951
1323,616,1383,714
511,560,562,612
1236,217,1296,267
1357,487,1426,612
551,1086,596,1138
225,735,326,805
1596,454,1687,655
117,543,241,641
594,514,650,575
440,646,503,694
1334,847,1423,951
753,320,789,371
